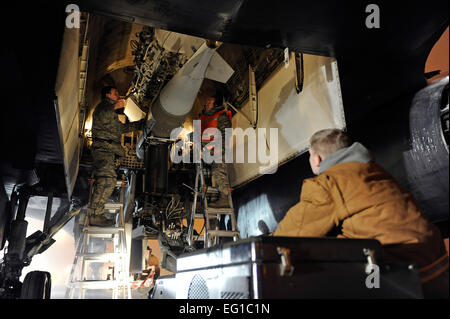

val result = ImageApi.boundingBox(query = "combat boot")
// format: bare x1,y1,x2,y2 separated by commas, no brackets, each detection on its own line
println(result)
89,214,116,227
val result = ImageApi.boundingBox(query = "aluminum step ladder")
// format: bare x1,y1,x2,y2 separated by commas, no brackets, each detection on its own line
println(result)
65,179,131,299
187,156,240,248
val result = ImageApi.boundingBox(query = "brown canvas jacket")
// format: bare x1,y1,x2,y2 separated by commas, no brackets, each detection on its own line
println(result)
274,146,446,268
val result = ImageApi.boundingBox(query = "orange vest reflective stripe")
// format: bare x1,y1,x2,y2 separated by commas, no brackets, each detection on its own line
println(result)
199,109,232,142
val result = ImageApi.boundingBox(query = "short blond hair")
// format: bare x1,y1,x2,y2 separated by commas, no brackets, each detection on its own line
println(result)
310,129,352,159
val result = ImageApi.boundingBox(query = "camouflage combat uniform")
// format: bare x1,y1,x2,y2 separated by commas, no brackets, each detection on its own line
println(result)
87,97,143,217
201,105,232,201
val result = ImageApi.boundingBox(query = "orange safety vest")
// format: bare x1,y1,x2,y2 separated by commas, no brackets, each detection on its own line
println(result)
199,109,232,142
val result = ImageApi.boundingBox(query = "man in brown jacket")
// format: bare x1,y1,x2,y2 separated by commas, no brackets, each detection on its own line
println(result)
273,129,448,298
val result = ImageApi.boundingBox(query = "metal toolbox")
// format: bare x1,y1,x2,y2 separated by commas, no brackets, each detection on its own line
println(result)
153,236,423,299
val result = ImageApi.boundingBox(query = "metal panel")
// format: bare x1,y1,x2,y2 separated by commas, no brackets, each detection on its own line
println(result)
54,27,81,198
229,54,345,188
77,1,448,60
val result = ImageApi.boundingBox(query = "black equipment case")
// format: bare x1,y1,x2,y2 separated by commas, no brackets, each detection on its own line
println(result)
152,236,423,299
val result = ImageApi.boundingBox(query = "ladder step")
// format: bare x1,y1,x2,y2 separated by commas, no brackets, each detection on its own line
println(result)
85,233,115,239
194,213,231,219
206,208,234,215
104,203,123,211
206,187,220,195
76,253,127,261
83,226,125,233
105,202,123,208
207,230,240,237
193,235,204,241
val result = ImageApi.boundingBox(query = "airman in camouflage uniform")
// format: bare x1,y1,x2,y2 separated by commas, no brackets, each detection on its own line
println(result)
200,92,232,208
87,86,143,226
